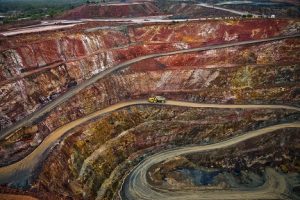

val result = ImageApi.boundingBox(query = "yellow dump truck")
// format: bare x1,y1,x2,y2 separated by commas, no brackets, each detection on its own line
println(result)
148,96,166,103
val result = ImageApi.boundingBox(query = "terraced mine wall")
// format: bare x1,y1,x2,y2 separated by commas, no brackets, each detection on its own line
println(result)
0,18,299,199
34,106,299,199
146,128,299,197
58,2,161,19
0,19,299,166
1,19,299,131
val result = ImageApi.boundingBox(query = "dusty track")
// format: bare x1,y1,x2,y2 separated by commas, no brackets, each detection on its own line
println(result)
1,34,300,140
121,121,299,200
0,99,299,185
0,194,38,200
197,3,260,17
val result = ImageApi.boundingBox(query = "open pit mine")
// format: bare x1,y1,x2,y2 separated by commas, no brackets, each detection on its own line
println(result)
0,0,299,200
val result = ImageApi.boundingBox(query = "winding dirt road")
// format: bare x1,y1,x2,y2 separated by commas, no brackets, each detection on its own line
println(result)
0,100,299,186
197,3,260,17
1,34,299,140
121,122,298,200
0,194,38,200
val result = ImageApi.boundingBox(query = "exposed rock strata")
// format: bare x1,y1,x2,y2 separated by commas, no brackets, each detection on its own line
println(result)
147,129,299,197
32,106,299,199
1,19,299,131
59,2,161,20
0,18,299,200
1,60,299,166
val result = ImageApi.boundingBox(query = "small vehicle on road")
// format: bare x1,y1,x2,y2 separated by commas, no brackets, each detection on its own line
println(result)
148,96,166,103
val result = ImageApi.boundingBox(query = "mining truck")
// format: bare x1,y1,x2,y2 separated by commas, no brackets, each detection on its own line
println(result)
148,96,166,103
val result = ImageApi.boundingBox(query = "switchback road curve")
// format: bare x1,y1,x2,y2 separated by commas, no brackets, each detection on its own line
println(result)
0,100,299,185
1,34,299,140
121,122,300,200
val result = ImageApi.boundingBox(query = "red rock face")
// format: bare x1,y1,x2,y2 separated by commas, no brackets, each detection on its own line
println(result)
33,106,299,199
130,39,300,71
131,19,292,45
0,15,299,199
59,2,161,20
19,47,60,70
1,53,299,165
0,19,299,165
0,19,299,132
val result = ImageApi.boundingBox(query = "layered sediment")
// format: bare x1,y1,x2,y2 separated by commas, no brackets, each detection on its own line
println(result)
58,2,161,19
1,19,298,131
34,106,299,199
0,17,299,200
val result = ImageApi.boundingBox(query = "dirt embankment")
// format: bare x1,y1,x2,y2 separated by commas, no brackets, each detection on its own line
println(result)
1,19,298,132
58,2,161,20
0,19,299,167
34,106,299,199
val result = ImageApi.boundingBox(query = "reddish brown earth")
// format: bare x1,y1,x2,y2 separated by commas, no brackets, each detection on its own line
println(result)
0,19,298,133
0,19,299,166
0,186,39,200
148,129,299,189
0,194,38,200
0,17,299,200
58,2,161,20
33,107,299,199
0,38,299,166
